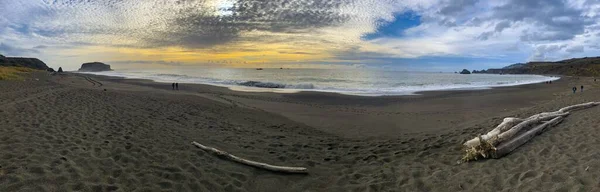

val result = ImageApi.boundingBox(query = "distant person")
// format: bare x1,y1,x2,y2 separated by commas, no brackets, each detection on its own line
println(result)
176,83,179,90
572,86,577,93
549,81,552,84
172,83,175,90
581,85,584,92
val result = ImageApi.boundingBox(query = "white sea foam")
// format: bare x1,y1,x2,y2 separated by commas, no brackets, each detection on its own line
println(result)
77,68,560,96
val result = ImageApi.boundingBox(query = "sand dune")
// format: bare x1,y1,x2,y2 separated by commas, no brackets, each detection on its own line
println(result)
0,72,599,191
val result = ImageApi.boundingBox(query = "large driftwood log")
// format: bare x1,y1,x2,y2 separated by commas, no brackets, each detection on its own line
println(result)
492,116,564,158
463,112,565,148
491,112,569,146
462,102,600,162
559,102,599,113
191,141,308,174
463,102,600,148
463,117,523,148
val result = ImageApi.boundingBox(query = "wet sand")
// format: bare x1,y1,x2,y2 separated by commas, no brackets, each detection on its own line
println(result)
1,72,599,191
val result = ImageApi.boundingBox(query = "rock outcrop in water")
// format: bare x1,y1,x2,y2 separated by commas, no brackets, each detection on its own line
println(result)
0,54,51,70
78,62,112,72
459,69,471,74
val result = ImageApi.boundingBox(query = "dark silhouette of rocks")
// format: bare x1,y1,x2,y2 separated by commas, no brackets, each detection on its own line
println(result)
0,54,51,70
78,62,112,72
58,67,63,72
459,69,471,74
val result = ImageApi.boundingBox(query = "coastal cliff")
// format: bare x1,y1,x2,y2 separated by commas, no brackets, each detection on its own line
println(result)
476,57,600,76
78,62,112,72
0,54,50,70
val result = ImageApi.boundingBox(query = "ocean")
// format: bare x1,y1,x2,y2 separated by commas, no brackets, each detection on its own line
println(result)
78,67,560,96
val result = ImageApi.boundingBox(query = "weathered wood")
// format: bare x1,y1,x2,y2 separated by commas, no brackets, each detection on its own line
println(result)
527,111,566,120
462,101,599,162
559,102,599,113
463,117,523,148
191,141,308,174
464,112,567,148
492,112,569,145
492,116,564,158
463,102,599,148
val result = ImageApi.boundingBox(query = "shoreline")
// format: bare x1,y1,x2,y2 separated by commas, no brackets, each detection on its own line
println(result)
74,71,560,97
80,72,584,139
2,71,599,191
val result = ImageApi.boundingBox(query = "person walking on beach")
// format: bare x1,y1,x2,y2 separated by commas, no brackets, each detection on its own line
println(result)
581,85,584,92
172,83,175,90
176,83,179,90
572,86,577,93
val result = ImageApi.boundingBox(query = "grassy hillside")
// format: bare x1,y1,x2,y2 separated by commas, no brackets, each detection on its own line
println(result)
0,54,50,70
483,57,600,76
0,66,36,80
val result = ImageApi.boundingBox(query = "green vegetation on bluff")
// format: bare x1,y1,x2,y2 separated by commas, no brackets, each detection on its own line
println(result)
0,53,50,70
479,57,600,76
0,66,36,80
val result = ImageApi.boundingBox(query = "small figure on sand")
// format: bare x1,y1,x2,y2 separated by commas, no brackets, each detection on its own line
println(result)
172,83,175,90
176,83,179,90
572,86,577,93
581,85,584,92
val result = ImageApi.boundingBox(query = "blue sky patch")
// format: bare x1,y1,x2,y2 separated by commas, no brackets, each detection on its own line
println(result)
362,11,421,40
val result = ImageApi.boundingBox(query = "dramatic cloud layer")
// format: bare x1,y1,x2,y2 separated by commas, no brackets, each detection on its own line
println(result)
1,0,600,70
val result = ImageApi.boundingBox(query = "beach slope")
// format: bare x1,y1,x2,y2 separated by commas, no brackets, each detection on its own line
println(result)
1,72,599,191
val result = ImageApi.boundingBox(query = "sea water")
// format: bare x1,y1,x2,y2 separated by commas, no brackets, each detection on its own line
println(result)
78,67,560,96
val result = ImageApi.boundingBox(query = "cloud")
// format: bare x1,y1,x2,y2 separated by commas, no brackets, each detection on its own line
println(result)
2,0,600,69
530,44,567,61
494,20,511,32
108,60,187,66
0,43,40,56
438,0,479,16
566,45,584,53
33,45,48,49
492,0,590,42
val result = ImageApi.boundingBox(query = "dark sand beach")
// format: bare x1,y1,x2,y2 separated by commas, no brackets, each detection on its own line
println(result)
1,72,600,191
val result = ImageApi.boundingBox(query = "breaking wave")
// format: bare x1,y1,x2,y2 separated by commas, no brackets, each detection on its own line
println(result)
77,69,561,96
236,81,314,89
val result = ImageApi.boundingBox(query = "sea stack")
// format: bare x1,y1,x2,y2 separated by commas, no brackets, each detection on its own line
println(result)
78,62,112,72
459,69,471,74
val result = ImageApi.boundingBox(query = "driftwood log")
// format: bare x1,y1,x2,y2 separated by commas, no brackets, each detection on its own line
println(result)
462,102,600,162
463,117,523,148
491,112,569,146
463,112,567,148
191,141,308,174
492,116,564,158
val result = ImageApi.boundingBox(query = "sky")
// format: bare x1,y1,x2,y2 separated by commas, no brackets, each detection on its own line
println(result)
1,0,600,71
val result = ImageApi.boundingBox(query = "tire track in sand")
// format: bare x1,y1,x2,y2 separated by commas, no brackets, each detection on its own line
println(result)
0,87,71,108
